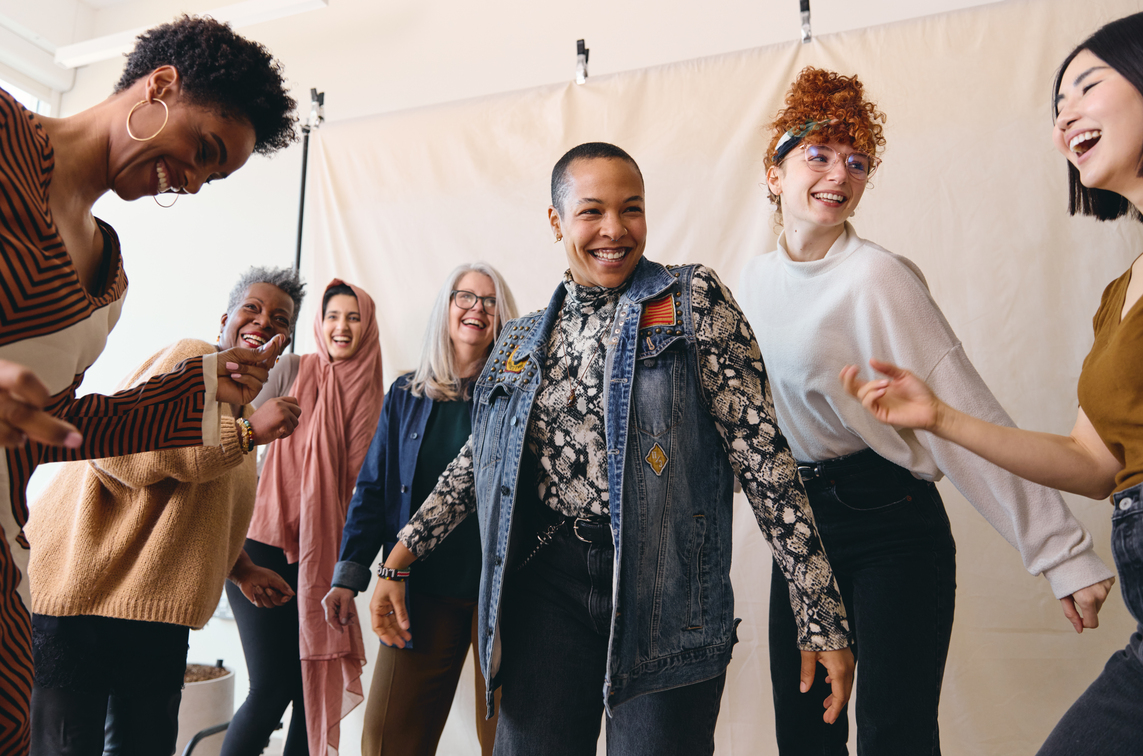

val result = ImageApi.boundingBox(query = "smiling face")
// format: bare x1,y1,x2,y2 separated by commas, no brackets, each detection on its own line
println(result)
323,293,363,362
548,157,647,289
109,67,257,202
767,140,868,235
219,282,295,351
1054,49,1143,203
449,271,498,354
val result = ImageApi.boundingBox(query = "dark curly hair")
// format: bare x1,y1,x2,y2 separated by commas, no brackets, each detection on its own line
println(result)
1053,12,1143,224
763,67,887,223
114,15,297,155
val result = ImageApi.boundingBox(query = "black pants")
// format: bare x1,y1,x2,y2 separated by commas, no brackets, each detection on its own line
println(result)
221,539,307,756
30,614,189,756
769,449,957,755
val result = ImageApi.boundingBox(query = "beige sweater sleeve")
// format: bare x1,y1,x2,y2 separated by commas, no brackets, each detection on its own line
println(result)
92,339,247,488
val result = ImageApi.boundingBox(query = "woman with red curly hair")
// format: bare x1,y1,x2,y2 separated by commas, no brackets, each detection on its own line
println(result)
738,67,1115,754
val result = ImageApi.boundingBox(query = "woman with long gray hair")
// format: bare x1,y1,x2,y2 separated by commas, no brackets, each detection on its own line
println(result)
322,263,517,756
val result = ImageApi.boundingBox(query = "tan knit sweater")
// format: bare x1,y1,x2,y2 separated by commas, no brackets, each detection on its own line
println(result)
27,339,256,629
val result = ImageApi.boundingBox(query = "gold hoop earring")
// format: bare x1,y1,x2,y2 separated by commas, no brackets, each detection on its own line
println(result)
154,191,179,208
126,98,169,142
554,234,562,243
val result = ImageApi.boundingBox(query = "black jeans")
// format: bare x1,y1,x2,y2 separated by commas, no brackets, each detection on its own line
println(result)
30,614,189,756
221,539,307,756
494,517,726,756
769,449,957,755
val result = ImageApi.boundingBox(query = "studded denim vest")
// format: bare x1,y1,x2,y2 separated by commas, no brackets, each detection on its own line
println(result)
470,258,739,714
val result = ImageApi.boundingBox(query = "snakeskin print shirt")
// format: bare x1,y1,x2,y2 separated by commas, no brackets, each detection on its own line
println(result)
398,265,850,650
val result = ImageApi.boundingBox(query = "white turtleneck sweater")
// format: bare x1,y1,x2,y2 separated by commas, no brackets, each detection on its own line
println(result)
738,222,1112,599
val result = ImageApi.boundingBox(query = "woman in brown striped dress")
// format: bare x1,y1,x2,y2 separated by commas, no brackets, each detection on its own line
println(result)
0,16,296,752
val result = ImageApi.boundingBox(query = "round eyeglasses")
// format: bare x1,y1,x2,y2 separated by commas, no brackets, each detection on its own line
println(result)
451,290,497,312
791,143,880,182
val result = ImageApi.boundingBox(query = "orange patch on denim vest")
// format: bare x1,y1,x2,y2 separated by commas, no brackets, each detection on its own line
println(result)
639,295,676,329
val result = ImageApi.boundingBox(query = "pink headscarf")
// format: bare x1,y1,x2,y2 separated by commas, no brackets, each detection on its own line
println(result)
247,279,384,756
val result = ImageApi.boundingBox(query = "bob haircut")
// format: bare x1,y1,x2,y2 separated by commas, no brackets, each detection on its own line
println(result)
407,263,519,401
1053,11,1143,223
764,67,886,225
115,15,297,155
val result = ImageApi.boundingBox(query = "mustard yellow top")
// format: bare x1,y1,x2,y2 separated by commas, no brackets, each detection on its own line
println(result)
1078,263,1143,494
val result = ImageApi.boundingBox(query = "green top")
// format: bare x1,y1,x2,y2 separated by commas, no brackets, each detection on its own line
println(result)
410,397,482,599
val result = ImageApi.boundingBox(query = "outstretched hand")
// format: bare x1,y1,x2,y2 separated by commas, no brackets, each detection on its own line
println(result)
800,647,855,724
839,358,942,431
217,334,287,405
1061,576,1116,633
0,360,82,449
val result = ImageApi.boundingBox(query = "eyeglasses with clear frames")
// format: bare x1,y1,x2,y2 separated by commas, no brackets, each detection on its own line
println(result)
794,143,880,182
451,290,497,312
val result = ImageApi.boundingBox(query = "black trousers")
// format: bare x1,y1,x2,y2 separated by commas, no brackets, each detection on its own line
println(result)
30,614,189,756
221,539,307,756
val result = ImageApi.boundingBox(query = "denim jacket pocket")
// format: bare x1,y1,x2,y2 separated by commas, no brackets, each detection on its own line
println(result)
473,391,510,470
633,345,684,437
685,514,708,630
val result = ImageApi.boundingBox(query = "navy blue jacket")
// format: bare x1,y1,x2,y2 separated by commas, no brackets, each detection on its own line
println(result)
332,374,434,593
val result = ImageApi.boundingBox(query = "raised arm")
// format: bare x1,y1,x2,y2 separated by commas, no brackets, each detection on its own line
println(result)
40,335,286,465
90,341,301,488
841,358,1122,500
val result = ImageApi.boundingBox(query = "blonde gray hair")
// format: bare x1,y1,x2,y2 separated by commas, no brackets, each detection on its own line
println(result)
407,263,518,401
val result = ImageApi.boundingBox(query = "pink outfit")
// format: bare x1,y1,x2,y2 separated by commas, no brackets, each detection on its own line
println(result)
247,280,385,756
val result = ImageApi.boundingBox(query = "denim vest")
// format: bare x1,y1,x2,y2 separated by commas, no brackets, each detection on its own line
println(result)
473,258,738,713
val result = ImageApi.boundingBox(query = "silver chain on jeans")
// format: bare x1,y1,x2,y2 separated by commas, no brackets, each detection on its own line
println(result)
512,521,565,574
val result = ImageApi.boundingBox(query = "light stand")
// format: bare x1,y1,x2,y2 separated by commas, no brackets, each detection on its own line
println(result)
291,88,324,352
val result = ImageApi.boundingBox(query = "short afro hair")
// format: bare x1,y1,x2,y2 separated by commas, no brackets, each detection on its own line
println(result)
226,266,306,330
115,15,297,156
764,67,887,223
551,142,644,216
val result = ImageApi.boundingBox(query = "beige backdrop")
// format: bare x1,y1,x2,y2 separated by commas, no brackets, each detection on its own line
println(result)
310,0,1143,753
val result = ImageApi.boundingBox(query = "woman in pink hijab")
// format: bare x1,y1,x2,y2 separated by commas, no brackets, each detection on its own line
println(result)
223,280,385,756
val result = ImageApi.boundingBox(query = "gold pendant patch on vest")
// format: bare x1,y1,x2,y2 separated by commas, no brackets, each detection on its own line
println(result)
645,443,668,476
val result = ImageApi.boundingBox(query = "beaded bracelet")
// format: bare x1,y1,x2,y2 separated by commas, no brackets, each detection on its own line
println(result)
236,417,255,454
377,566,410,582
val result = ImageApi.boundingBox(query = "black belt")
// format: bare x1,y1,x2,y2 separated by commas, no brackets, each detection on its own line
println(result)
568,516,612,544
795,448,897,482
